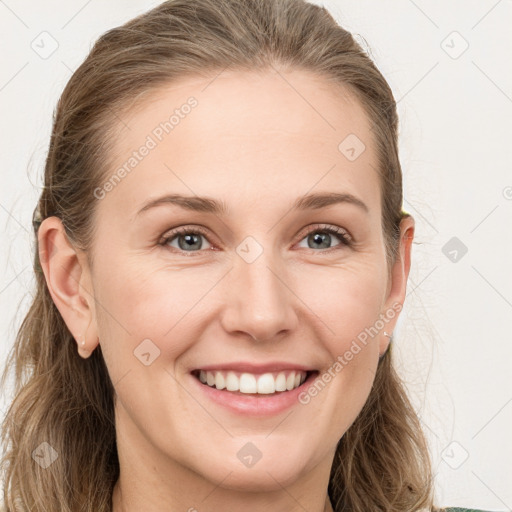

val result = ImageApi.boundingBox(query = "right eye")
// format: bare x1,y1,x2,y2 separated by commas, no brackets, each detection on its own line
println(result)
159,226,214,255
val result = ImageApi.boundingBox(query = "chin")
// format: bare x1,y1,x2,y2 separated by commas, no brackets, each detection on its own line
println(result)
211,466,305,493
198,448,311,493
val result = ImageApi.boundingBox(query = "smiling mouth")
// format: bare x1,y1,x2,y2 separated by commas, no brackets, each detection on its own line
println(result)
191,369,318,395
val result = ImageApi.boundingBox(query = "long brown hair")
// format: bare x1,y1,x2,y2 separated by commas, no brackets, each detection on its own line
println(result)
1,0,443,510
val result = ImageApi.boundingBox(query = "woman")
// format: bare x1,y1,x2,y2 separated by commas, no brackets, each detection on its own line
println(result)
0,0,494,510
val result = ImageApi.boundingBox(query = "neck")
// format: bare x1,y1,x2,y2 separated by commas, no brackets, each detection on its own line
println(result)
113,483,334,512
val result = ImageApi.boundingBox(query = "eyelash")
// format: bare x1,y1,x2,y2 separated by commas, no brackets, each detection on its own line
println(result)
158,224,353,256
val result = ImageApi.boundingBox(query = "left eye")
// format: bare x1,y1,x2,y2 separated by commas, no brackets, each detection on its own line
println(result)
160,224,352,255
296,225,352,251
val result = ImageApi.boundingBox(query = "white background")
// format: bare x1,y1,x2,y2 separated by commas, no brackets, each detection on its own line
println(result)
1,1,511,510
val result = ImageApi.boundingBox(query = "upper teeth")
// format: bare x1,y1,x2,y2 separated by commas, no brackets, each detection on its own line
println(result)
198,370,307,394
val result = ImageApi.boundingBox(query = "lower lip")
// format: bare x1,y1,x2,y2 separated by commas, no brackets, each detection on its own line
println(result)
190,371,319,417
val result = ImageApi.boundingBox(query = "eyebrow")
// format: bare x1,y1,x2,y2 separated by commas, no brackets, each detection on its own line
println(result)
135,191,369,217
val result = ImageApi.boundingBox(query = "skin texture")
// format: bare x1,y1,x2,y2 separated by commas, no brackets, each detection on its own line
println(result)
38,67,414,512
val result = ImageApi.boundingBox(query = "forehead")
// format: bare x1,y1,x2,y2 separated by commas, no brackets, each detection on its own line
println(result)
99,68,380,219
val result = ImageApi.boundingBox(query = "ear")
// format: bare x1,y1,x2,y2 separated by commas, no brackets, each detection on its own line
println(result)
37,216,99,359
379,215,415,357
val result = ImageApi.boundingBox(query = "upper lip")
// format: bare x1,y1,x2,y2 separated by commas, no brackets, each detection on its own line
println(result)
191,362,317,374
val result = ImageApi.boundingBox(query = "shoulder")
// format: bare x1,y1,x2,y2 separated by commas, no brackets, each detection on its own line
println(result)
0,506,496,512
443,508,498,512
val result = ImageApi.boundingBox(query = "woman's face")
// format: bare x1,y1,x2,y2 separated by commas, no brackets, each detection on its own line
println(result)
43,68,413,500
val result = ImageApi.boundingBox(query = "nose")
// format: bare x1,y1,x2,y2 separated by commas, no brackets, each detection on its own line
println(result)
220,249,298,343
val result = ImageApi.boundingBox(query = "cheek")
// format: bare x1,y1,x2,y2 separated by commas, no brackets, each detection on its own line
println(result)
96,252,387,344
295,260,387,343
95,255,202,329
295,263,385,425
93,258,218,366
94,246,387,385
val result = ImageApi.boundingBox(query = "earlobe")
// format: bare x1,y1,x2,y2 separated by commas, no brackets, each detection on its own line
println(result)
37,216,99,358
